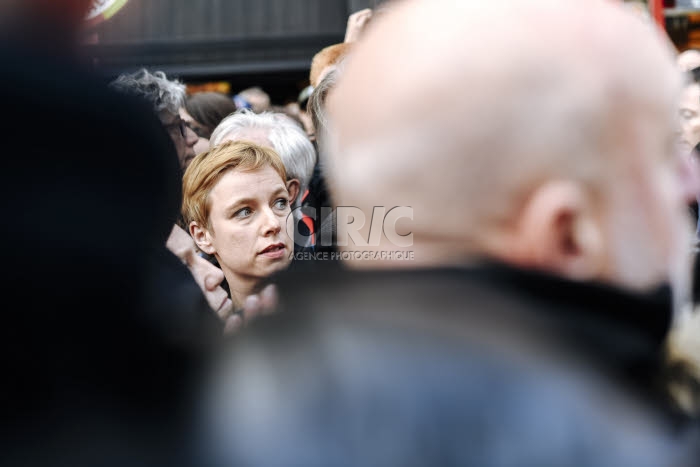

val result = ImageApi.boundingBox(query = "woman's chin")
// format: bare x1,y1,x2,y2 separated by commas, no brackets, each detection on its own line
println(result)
255,254,292,277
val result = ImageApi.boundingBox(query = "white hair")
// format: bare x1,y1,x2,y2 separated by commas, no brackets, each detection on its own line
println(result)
109,68,186,115
210,109,317,207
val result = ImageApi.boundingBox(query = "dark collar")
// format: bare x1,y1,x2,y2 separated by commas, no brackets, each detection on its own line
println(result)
274,260,675,413
279,259,672,349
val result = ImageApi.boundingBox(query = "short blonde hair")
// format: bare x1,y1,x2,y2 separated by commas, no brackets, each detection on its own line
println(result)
182,140,287,230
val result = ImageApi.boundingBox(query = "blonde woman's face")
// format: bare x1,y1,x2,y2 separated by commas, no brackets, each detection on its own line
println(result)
204,165,293,288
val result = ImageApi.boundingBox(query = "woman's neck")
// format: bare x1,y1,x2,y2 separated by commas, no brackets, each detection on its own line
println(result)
226,273,264,310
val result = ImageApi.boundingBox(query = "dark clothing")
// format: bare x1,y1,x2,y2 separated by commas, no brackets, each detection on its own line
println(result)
294,160,337,261
1,39,219,467
202,262,699,467
691,141,700,235
301,161,333,243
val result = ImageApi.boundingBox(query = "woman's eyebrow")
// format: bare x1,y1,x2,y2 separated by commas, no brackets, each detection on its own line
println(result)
224,197,256,213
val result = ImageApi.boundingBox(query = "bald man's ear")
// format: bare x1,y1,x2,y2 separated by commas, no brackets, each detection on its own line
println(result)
287,179,301,205
508,180,604,281
190,222,216,255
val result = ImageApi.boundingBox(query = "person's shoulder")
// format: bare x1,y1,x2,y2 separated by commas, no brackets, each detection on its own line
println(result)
208,265,700,466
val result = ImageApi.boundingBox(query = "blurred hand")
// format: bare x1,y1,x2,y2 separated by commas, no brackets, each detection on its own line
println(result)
223,284,279,335
344,8,373,43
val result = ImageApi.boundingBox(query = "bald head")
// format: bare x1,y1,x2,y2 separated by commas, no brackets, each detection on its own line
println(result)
326,0,691,291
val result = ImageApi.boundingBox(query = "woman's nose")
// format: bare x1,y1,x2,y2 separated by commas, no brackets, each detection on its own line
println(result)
260,207,282,236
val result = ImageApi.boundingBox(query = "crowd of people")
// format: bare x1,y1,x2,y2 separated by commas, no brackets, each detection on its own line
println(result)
5,0,700,465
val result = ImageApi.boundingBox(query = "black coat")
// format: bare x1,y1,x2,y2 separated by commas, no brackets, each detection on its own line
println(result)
0,39,220,467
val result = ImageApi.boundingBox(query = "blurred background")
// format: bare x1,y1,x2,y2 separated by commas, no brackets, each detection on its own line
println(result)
80,0,700,106
82,0,387,105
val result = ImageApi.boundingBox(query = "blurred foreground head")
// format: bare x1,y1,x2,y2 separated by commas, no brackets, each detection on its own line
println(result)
326,0,692,293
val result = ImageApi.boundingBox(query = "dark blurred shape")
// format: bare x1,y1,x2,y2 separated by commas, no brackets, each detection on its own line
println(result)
691,65,700,83
0,3,220,466
0,0,92,55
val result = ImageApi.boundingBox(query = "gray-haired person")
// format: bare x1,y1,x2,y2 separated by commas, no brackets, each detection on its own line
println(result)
110,68,198,170
210,109,318,245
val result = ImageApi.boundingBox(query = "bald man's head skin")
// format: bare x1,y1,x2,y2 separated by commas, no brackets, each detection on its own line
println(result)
325,0,694,294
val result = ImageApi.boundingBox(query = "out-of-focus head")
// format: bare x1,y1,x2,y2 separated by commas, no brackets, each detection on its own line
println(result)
678,49,700,73
327,0,693,292
179,106,211,156
110,69,198,169
182,141,292,305
676,67,700,206
210,109,317,207
679,81,700,154
166,224,233,319
309,42,352,88
236,87,271,114
184,91,237,139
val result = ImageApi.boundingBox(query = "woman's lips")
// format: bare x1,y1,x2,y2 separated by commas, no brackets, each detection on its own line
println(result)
258,243,286,259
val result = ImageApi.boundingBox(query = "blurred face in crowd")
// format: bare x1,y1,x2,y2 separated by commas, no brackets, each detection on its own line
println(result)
193,165,292,301
179,107,211,155
679,83,700,154
160,110,198,169
166,224,234,319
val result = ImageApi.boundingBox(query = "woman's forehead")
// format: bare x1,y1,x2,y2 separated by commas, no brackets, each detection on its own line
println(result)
210,165,286,201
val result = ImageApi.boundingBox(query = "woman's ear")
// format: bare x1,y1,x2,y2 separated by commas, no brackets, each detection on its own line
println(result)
508,180,604,281
287,179,301,205
190,221,216,255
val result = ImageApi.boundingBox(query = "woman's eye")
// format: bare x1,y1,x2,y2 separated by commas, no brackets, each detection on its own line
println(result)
274,198,289,209
234,207,253,219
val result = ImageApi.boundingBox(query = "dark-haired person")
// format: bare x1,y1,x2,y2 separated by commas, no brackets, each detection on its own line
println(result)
110,68,199,170
182,91,237,139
